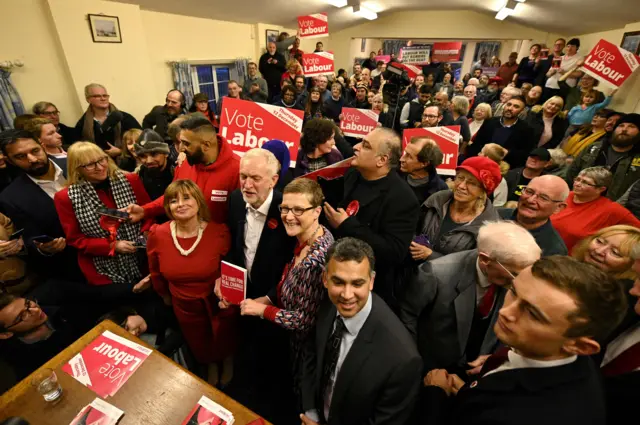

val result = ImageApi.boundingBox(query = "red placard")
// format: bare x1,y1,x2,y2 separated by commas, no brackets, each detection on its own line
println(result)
298,13,329,39
396,63,422,80
431,42,463,62
581,39,640,89
180,396,235,425
302,157,354,181
302,51,335,77
220,261,247,305
339,108,379,138
62,330,152,398
219,97,303,166
402,126,461,176
69,398,124,425
375,55,391,63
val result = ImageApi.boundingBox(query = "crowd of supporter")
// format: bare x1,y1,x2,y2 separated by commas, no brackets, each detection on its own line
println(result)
0,34,639,425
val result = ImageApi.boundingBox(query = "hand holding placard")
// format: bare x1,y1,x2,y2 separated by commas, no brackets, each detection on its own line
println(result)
220,261,247,305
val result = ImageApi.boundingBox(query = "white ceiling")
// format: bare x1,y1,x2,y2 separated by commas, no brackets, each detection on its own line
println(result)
110,0,640,35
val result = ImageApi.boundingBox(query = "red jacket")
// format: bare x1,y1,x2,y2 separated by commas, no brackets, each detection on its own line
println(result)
142,135,240,225
54,173,153,286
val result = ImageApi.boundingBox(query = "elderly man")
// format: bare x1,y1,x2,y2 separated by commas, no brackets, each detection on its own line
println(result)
259,41,286,103
504,147,551,203
316,75,332,103
499,175,569,256
242,61,269,102
400,221,541,375
400,137,448,206
142,89,185,141
323,128,419,308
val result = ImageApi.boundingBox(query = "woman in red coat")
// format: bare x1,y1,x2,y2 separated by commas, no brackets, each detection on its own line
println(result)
147,179,233,387
55,142,153,294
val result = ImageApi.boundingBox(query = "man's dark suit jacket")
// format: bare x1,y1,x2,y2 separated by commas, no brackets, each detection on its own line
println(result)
420,355,607,425
224,189,295,300
301,293,422,425
334,169,419,307
0,157,82,281
399,250,504,373
466,117,535,168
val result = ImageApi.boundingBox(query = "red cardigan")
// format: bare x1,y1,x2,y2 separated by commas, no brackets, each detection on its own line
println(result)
54,173,153,285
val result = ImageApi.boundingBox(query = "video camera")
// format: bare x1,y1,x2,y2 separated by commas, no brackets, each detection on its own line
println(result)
381,62,411,105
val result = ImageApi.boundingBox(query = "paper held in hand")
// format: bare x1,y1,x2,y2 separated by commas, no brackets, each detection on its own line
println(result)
69,398,124,425
220,261,247,305
180,395,235,425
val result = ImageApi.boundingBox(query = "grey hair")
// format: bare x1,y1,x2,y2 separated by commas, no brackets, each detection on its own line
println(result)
241,148,279,177
503,87,522,97
468,78,480,86
451,96,470,116
374,128,401,169
32,101,57,115
547,148,567,168
578,166,613,188
477,221,541,266
464,85,477,95
84,83,107,98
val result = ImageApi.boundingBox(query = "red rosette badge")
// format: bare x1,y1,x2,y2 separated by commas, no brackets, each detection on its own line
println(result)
346,200,360,216
267,218,278,229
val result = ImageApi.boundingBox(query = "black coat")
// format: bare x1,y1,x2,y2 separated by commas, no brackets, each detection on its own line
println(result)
74,111,141,151
224,189,296,300
466,117,535,168
301,294,422,425
420,355,607,425
259,52,286,89
333,169,419,306
142,105,182,141
526,111,569,149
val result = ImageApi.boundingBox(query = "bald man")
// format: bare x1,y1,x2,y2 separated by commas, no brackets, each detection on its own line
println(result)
498,175,569,256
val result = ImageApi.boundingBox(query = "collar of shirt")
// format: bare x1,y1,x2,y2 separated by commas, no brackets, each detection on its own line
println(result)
475,258,492,289
245,189,273,217
338,292,373,336
27,160,65,186
506,349,577,369
500,117,518,128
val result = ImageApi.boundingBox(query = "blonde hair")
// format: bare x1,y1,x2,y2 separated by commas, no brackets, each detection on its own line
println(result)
572,225,640,280
163,180,211,222
535,96,565,115
66,142,120,185
480,143,510,176
121,129,142,159
474,103,492,120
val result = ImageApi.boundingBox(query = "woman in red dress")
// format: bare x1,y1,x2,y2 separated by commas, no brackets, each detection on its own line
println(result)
147,179,233,386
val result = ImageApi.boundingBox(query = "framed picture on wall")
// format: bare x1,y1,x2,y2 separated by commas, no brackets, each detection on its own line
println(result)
266,29,279,49
621,31,640,55
88,14,122,43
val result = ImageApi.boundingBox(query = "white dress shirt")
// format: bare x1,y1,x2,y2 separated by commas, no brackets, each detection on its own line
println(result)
475,259,493,304
243,190,273,278
484,349,577,377
601,322,640,371
27,161,67,199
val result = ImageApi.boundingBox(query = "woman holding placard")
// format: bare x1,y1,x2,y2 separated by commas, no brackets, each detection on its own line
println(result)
293,119,344,177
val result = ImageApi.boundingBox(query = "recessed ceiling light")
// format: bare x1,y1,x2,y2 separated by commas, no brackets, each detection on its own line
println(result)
326,0,348,7
495,7,512,20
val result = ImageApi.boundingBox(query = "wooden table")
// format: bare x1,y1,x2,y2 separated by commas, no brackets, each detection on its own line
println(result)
0,320,270,425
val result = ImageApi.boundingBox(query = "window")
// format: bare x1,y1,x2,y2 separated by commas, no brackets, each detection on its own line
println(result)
191,64,238,114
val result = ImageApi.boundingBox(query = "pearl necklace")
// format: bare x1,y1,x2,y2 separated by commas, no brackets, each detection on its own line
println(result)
170,221,205,256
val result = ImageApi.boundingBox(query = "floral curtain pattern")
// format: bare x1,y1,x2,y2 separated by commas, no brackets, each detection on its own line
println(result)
0,70,25,131
172,62,194,111
382,40,410,56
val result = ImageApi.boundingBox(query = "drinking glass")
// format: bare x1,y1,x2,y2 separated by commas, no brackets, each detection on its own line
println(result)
31,368,63,402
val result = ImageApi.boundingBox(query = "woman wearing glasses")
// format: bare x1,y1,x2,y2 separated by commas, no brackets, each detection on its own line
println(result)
551,167,640,253
413,157,501,261
238,178,334,401
32,101,78,147
54,142,153,293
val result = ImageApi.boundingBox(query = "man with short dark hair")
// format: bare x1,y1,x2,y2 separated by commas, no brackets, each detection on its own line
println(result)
143,89,185,141
400,138,448,206
216,80,247,117
401,85,434,129
496,52,519,89
505,148,551,202
259,41,286,103
421,105,443,128
349,85,370,109
314,41,324,53
421,256,627,425
323,129,419,307
467,95,535,167
301,238,422,425
242,62,269,103
371,60,385,79
133,129,174,201
362,51,377,71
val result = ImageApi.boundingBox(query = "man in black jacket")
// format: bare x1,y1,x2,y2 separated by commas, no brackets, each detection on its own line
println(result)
323,128,419,308
134,129,174,201
504,147,550,203
259,42,286,103
420,256,628,425
142,90,185,141
466,95,534,167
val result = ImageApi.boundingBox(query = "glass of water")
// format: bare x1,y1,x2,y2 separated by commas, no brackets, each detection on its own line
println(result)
32,368,63,402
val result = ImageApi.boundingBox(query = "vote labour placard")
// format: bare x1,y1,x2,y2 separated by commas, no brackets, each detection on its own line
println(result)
402,126,461,176
219,97,304,166
581,39,639,89
339,108,379,138
431,42,462,62
62,330,152,398
298,13,329,39
301,52,335,77
220,261,247,305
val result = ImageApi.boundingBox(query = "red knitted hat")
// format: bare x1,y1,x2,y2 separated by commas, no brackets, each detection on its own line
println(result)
456,156,502,195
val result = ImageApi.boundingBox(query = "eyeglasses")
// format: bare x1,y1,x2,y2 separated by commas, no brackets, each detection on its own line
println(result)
42,110,60,116
4,298,39,330
423,115,439,119
521,187,564,203
89,94,110,99
573,177,599,188
454,174,482,189
279,205,315,216
79,157,108,171
494,259,518,284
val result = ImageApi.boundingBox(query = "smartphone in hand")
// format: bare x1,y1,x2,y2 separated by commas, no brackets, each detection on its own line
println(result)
97,207,130,221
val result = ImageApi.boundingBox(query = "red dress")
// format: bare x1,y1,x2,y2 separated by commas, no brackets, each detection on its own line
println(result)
147,221,235,363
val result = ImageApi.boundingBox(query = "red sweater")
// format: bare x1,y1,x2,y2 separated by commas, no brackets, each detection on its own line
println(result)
142,135,240,225
551,192,640,253
54,173,153,285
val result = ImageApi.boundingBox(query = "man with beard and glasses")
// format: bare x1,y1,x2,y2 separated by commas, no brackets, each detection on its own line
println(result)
143,89,186,142
133,129,174,201
125,117,239,225
0,131,82,282
567,113,640,200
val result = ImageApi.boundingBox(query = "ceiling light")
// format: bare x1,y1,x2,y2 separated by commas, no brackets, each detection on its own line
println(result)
495,7,512,20
514,0,525,2
353,5,378,20
326,0,348,7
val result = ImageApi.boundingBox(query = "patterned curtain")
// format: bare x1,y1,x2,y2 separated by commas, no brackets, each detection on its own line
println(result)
382,40,409,56
172,62,194,111
235,58,249,84
473,42,502,62
0,70,25,131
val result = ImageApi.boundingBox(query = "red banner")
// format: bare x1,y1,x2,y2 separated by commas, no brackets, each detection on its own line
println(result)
62,330,152,398
402,126,461,176
399,63,422,80
581,38,640,89
431,42,463,62
221,261,246,305
298,13,329,39
301,51,335,77
339,108,379,138
375,55,391,63
219,97,304,166
302,157,354,181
